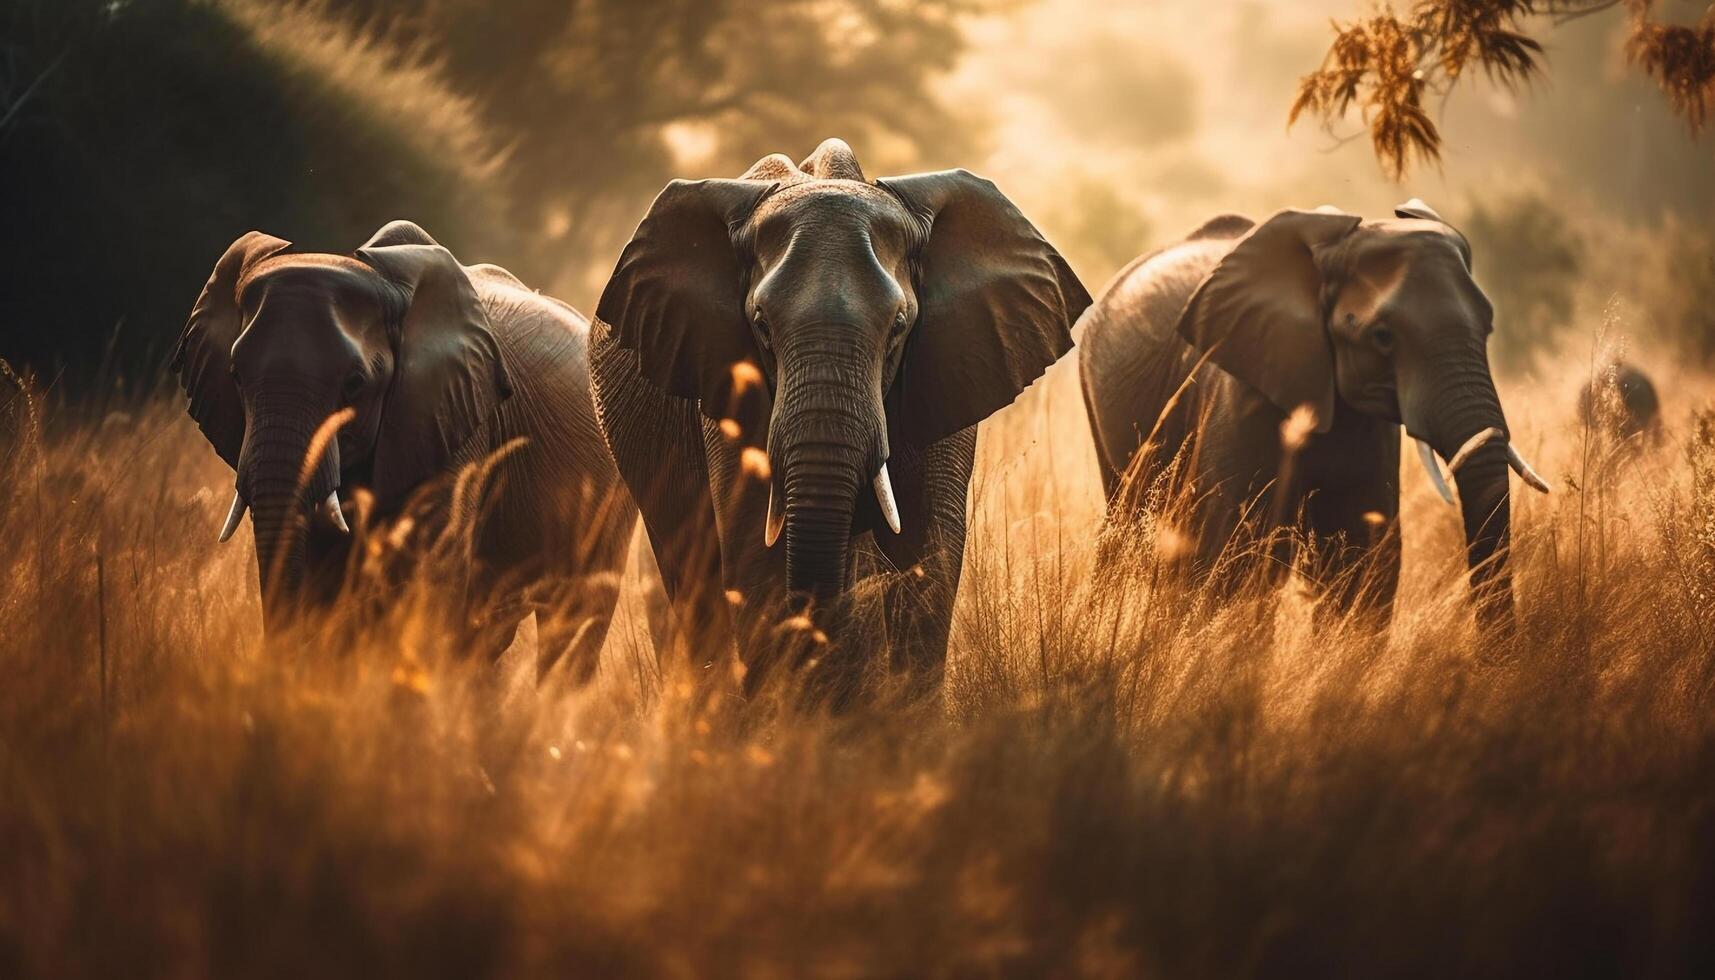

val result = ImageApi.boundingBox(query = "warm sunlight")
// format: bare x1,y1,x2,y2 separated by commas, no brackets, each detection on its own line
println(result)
2,1,1712,977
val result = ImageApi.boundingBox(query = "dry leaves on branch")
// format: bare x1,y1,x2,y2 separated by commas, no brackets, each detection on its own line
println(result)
1291,1,1714,178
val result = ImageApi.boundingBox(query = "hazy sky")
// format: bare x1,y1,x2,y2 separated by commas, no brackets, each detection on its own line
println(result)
942,0,1712,284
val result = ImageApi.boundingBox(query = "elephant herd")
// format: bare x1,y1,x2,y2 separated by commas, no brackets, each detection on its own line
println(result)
175,137,1610,697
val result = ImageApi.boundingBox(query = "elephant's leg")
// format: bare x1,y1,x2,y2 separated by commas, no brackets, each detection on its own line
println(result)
300,522,359,615
530,569,624,684
631,533,674,661
633,491,731,668
1188,383,1302,597
1095,438,1163,551
874,426,978,697
696,402,799,689
1094,435,1206,597
466,615,527,664
589,331,733,665
536,605,611,685
457,606,534,772
1296,412,1402,631
1197,518,1265,605
1303,486,1401,630
453,564,531,662
534,498,636,684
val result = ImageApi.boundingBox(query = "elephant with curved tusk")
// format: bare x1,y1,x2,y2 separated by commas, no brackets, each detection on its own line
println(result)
591,139,1090,697
175,220,636,680
1079,201,1547,629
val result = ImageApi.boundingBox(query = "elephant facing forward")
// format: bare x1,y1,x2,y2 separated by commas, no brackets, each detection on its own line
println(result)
592,139,1090,697
1079,201,1549,628
175,221,635,679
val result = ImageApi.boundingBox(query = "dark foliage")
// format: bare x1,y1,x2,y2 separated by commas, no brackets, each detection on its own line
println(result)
0,0,509,394
0,0,987,391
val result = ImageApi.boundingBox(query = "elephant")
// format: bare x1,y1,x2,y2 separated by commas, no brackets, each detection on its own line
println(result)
1079,201,1549,629
1579,360,1660,444
590,138,1090,697
174,220,636,680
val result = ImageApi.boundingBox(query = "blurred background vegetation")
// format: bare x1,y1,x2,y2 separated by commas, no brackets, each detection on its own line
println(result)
0,0,983,393
0,0,1709,394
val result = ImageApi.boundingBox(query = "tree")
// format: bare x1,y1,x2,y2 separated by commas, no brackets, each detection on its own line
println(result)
323,0,990,294
1288,1,1715,178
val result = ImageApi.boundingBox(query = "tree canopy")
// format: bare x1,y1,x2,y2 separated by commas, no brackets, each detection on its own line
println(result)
1289,1,1715,178
317,0,987,288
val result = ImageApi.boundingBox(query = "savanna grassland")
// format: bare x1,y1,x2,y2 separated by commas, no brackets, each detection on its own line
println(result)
6,1,1715,976
4,327,1714,978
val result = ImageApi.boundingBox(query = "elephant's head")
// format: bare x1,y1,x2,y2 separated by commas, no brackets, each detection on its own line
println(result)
1176,200,1547,627
174,221,509,629
598,140,1089,605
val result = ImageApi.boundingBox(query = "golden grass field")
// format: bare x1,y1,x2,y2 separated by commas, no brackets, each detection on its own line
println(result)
4,330,1714,978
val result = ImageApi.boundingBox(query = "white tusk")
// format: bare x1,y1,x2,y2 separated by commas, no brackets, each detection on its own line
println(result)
325,491,350,533
764,481,785,548
1415,439,1455,505
873,463,902,534
1447,427,1505,474
218,491,247,543
1507,444,1551,494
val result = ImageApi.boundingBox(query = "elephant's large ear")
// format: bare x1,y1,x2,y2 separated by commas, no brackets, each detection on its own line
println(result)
876,169,1091,449
596,179,777,412
173,231,292,468
356,241,511,505
1175,208,1361,433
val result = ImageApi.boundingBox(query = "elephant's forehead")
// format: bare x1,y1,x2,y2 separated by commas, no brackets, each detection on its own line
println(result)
1333,226,1465,314
1348,225,1466,276
759,181,904,220
238,254,377,301
1341,225,1489,326
752,182,913,254
1356,220,1464,259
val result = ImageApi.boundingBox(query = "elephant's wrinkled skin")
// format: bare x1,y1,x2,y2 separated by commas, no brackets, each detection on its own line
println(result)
176,221,635,679
1080,202,1547,629
592,139,1090,696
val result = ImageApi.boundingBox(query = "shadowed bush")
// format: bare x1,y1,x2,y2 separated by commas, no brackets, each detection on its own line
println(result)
0,0,508,393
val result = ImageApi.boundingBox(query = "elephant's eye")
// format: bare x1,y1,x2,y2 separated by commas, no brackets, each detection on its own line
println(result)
752,311,772,349
341,371,366,403
1371,325,1397,353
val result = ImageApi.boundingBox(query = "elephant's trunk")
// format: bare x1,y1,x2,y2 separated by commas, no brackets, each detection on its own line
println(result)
1419,361,1514,631
249,478,309,632
770,331,886,607
783,450,864,601
237,387,340,632
1452,440,1511,630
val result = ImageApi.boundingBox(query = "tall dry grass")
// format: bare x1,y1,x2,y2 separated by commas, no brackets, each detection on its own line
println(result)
3,327,1714,978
